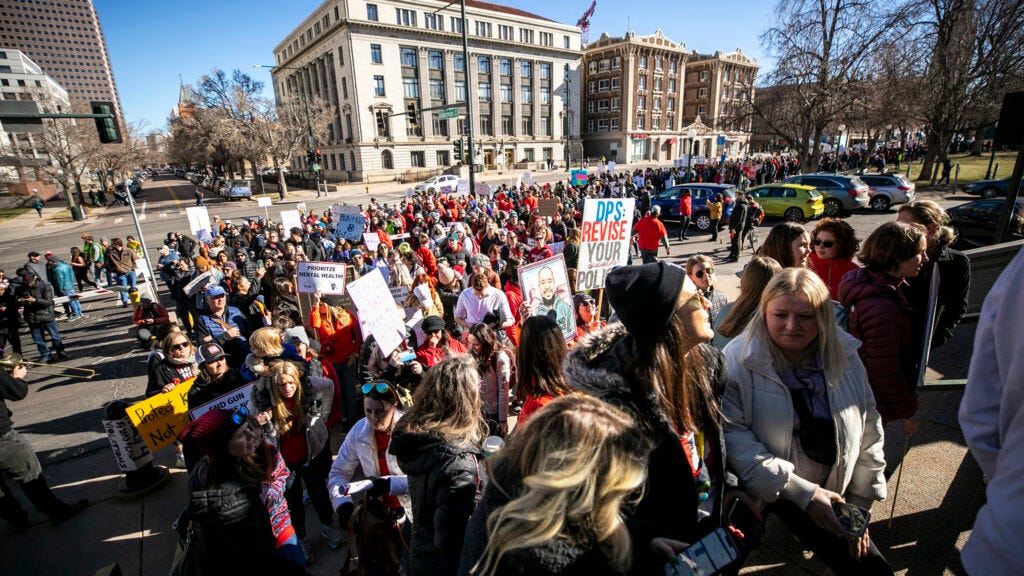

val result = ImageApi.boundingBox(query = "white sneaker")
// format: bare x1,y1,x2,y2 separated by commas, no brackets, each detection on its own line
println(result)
321,523,342,549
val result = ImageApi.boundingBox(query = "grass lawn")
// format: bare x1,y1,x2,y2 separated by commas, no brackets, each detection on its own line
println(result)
904,151,1018,183
0,207,29,222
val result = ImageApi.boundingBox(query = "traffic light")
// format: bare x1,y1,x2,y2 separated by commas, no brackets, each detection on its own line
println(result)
406,102,419,128
315,149,323,163
305,149,315,165
90,101,122,144
453,139,463,163
375,110,389,137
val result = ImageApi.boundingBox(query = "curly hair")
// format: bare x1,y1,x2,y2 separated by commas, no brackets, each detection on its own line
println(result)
394,355,487,449
811,218,860,259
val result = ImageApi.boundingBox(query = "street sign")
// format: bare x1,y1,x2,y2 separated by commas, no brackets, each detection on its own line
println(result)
438,108,459,120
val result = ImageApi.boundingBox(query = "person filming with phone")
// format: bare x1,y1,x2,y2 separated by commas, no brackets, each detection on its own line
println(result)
721,269,892,575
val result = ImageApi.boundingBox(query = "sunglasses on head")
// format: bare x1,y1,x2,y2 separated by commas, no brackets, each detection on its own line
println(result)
231,405,250,426
695,267,714,279
813,239,836,248
362,382,390,395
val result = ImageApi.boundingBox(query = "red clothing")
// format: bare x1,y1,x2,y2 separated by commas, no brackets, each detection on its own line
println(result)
373,431,402,510
415,338,467,367
308,306,362,365
808,252,859,301
279,396,308,464
527,245,553,263
376,228,393,248
679,195,693,217
518,394,557,426
522,195,538,213
633,215,667,251
503,282,523,346
416,247,437,277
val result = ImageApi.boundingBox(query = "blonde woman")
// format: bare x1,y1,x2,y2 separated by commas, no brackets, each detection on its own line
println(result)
460,396,653,576
391,355,488,576
713,256,783,349
256,361,338,564
723,269,889,574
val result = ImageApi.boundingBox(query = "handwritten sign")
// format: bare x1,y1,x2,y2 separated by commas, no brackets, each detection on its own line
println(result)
296,261,347,295
296,202,307,214
457,178,469,196
185,206,211,236
576,198,636,291
346,269,406,357
280,210,303,233
183,271,214,297
537,198,560,218
475,182,491,198
571,169,589,187
102,418,153,472
256,196,272,208
188,385,255,420
363,232,381,253
127,378,196,453
335,213,367,241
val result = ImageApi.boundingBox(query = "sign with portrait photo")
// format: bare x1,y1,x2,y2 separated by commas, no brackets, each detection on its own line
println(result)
518,254,575,342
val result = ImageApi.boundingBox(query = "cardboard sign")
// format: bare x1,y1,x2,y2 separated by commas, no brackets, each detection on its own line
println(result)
335,213,367,241
183,271,214,297
257,196,272,207
518,254,576,342
571,169,589,187
280,209,303,233
188,384,255,421
127,378,196,453
345,268,406,357
296,261,347,295
576,198,636,291
537,198,561,218
185,206,211,236
102,418,153,472
363,232,381,253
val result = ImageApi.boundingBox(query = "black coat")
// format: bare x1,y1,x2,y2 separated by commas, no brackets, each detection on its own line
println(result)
390,430,483,576
728,200,749,232
15,280,56,325
904,242,970,350
0,369,28,436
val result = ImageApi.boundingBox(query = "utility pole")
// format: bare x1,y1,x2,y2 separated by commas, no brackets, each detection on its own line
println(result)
460,0,475,196
564,63,571,170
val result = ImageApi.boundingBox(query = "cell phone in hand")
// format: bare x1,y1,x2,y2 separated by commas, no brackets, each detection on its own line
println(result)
727,498,764,549
664,527,739,576
832,501,870,537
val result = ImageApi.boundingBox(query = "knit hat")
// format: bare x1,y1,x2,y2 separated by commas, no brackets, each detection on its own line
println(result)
470,254,490,270
605,262,687,346
438,264,456,286
177,408,245,461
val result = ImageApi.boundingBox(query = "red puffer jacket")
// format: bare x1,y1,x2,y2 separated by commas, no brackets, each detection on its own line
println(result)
809,252,860,302
838,268,919,422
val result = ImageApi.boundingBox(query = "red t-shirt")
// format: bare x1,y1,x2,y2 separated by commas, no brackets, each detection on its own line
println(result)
279,396,308,464
518,393,557,426
373,430,402,510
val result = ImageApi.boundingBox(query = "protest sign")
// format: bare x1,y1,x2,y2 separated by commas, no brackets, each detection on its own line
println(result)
571,169,589,187
296,261,347,295
475,182,491,198
405,188,413,198
256,196,272,207
185,206,211,236
127,378,196,453
346,269,406,356
280,209,302,233
515,174,523,189
608,161,616,173
296,202,307,214
363,232,381,253
335,213,367,241
548,241,565,254
188,384,255,421
440,184,454,195
576,198,635,291
695,155,707,165
183,270,214,297
519,254,576,342
102,418,153,472
456,178,469,196
537,198,560,218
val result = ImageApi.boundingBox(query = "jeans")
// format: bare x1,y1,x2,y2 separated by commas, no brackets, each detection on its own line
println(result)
29,320,62,360
284,447,334,539
114,271,137,303
640,248,659,264
710,218,720,241
678,215,691,239
57,288,82,317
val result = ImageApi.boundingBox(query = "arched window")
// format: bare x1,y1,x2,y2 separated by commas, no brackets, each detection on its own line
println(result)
381,150,393,169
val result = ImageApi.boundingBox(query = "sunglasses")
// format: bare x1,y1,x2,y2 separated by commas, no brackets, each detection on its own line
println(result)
678,291,708,313
813,239,836,248
171,341,191,350
231,405,250,426
362,382,391,395
694,268,714,279
580,298,596,306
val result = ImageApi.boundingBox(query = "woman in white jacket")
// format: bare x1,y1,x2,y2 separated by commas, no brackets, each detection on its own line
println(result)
328,382,411,531
722,268,891,575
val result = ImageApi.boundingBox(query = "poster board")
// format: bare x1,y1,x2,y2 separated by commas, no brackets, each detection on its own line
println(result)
475,182,492,198
335,213,367,241
296,261,347,295
280,209,303,233
345,268,406,356
518,254,576,342
183,271,214,297
256,196,272,208
456,178,470,196
571,169,589,187
188,384,255,421
102,418,153,472
185,206,211,236
127,378,196,453
363,232,381,253
576,198,636,291
916,266,941,389
537,198,561,218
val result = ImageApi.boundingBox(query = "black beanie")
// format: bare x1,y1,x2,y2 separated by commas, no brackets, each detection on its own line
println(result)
605,262,686,345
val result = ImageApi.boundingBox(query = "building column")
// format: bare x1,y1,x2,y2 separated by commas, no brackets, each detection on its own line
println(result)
511,58,523,141
417,47,434,139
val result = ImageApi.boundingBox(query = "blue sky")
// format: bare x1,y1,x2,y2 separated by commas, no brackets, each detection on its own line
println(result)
97,0,772,132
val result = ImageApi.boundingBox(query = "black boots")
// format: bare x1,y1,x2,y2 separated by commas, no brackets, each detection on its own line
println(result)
19,476,89,525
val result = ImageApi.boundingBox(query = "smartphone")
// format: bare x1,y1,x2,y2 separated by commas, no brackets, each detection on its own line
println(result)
832,502,871,537
663,527,739,576
727,498,764,549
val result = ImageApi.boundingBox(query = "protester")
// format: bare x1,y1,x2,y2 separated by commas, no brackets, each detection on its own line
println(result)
459,396,653,576
0,362,89,530
727,195,749,262
467,323,511,438
713,256,783,349
415,315,467,368
722,268,890,575
132,297,170,348
571,293,605,340
105,238,138,307
455,273,515,333
391,355,487,576
707,193,724,242
146,331,199,397
808,218,860,301
196,284,250,368
0,272,23,356
564,261,739,573
958,248,1024,576
69,246,98,291
513,315,569,427
308,293,362,426
686,254,729,325
44,253,83,321
13,268,67,363
632,206,671,263
677,188,693,240
757,222,812,268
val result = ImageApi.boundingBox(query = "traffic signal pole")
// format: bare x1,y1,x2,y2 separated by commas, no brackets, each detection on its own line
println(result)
460,0,475,196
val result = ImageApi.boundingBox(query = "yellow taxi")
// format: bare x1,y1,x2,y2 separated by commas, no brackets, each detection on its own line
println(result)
747,183,825,221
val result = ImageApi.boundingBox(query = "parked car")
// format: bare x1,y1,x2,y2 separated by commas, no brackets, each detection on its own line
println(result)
747,183,825,222
858,173,917,212
649,183,738,232
962,177,1012,199
218,179,252,201
783,173,871,216
414,174,460,193
115,179,142,197
947,198,1024,248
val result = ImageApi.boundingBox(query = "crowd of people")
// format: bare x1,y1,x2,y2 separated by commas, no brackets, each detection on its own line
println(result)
2,168,1001,576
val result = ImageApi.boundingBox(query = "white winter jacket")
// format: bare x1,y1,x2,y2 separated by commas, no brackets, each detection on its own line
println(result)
328,413,410,512
721,328,886,511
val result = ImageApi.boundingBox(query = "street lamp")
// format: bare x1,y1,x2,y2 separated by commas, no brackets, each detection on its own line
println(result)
253,64,319,196
837,123,846,150
687,128,697,164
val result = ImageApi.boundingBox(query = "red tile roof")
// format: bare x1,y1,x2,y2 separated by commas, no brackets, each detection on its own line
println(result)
464,0,556,23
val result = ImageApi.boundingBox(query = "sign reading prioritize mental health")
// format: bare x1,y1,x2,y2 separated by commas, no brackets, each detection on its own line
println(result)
346,268,406,357
519,254,576,342
188,384,255,421
185,206,211,236
296,261,347,295
127,378,196,453
576,198,636,291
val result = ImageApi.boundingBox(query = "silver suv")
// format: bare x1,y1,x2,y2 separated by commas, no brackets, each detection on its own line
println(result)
783,174,871,216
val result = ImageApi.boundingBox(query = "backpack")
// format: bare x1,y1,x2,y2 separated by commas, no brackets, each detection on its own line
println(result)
342,496,405,576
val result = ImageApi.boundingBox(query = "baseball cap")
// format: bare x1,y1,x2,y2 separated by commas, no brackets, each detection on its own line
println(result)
204,285,227,297
195,343,227,365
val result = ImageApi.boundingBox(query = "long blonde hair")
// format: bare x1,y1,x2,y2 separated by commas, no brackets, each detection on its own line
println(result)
267,361,305,436
394,355,487,448
717,256,783,338
471,396,652,575
743,268,845,382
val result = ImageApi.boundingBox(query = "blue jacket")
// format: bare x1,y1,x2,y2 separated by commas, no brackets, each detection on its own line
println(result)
50,260,75,293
